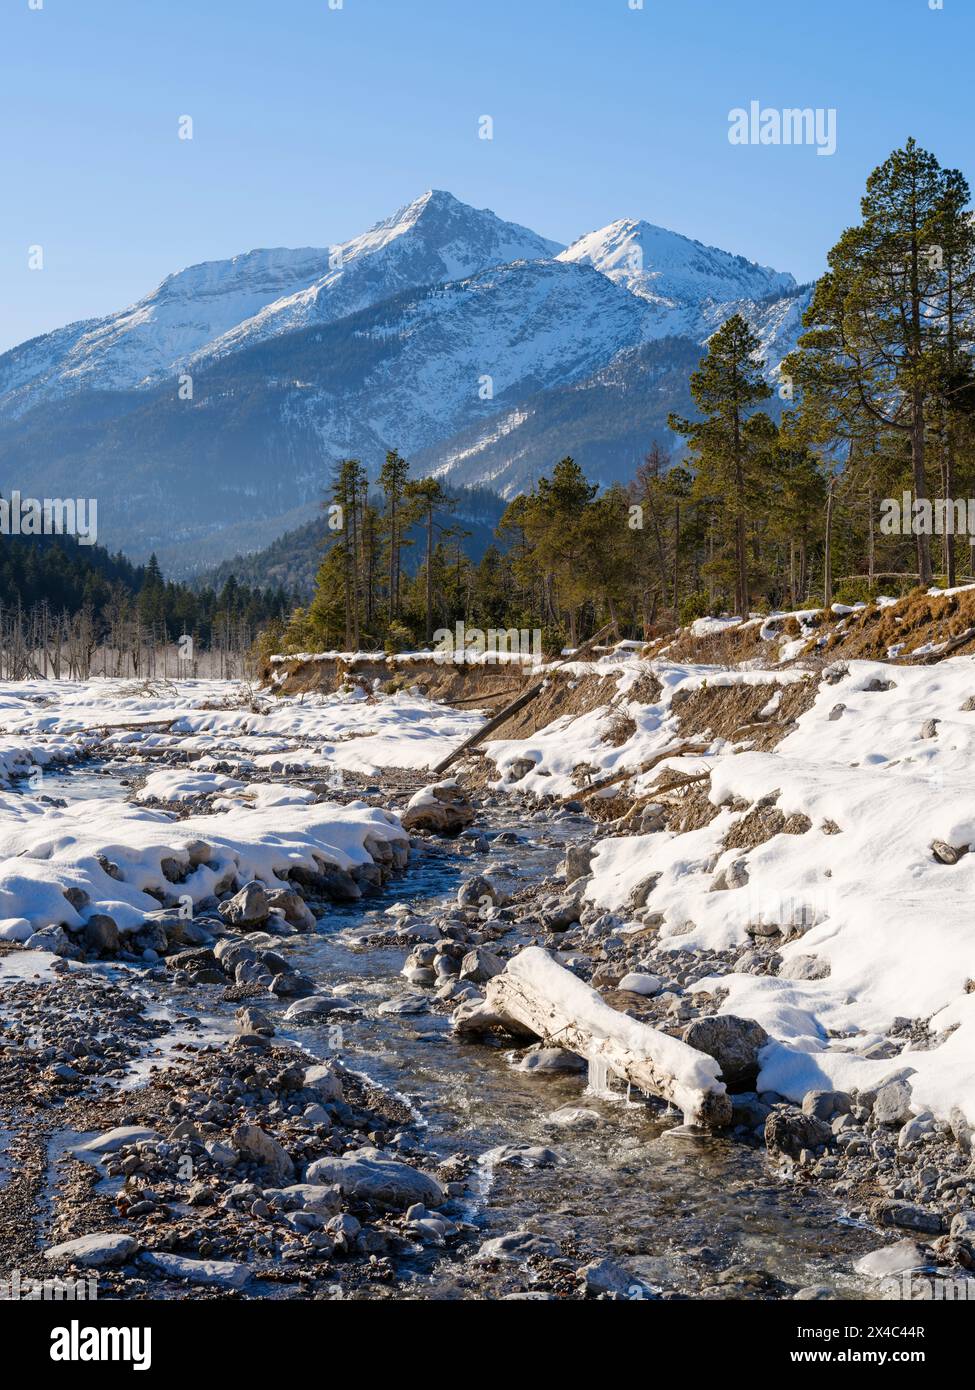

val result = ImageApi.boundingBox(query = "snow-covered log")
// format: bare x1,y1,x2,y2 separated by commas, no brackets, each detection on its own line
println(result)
454,947,732,1128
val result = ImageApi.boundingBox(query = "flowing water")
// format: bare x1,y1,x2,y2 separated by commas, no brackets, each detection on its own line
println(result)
15,762,881,1298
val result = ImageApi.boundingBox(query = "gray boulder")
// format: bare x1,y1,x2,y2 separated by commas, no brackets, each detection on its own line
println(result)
764,1106,832,1159
82,914,120,954
682,1014,769,1089
45,1233,139,1268
305,1152,443,1209
802,1090,852,1122
459,946,503,983
476,1230,560,1262
562,844,594,884
231,1123,294,1182
219,881,269,929
874,1079,914,1127
402,782,475,835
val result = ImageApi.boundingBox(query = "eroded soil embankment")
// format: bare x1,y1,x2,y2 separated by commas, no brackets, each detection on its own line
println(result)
266,654,635,736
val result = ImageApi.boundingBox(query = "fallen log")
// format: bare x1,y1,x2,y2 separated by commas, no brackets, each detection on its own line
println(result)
453,947,732,1128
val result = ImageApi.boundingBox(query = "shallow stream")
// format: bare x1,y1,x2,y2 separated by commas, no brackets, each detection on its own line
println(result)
17,761,882,1298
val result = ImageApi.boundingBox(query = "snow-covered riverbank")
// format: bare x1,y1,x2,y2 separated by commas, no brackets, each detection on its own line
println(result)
0,653,973,1300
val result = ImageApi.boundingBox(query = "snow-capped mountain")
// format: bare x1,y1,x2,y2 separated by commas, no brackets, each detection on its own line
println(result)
187,190,565,369
0,190,811,570
558,217,797,337
0,191,562,417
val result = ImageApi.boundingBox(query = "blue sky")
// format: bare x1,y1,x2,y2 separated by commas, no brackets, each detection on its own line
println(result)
1,0,972,352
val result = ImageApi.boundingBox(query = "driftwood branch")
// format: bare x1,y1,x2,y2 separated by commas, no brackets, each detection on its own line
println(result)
431,621,619,776
915,626,975,663
558,740,709,804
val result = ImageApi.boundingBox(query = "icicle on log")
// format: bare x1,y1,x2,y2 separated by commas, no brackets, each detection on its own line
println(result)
453,946,732,1129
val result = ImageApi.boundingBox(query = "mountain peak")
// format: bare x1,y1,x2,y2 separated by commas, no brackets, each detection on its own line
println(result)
364,188,563,264
559,217,796,310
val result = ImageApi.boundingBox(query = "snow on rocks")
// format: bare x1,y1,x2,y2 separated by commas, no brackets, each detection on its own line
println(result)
0,676,483,781
401,779,475,834
565,655,975,1130
136,769,245,803
0,787,408,939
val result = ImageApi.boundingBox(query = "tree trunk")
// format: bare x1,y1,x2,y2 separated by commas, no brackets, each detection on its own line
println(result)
425,505,434,643
824,478,835,606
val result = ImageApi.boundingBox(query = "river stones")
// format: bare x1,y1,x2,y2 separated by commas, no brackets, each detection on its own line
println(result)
263,1184,342,1216
459,946,503,983
302,1062,344,1102
283,994,357,1023
779,954,831,980
476,1230,560,1262
73,1126,161,1157
562,844,594,884
871,1199,943,1235
305,1152,443,1209
235,1005,275,1036
265,887,316,931
511,1046,586,1074
377,993,429,1016
231,1122,294,1181
873,1079,914,1127
401,781,475,835
802,1090,852,1122
45,1233,139,1268
764,1106,832,1160
579,1257,637,1296
456,874,504,909
138,1251,252,1290
482,1144,559,1169
219,881,270,929
81,914,120,953
617,971,662,996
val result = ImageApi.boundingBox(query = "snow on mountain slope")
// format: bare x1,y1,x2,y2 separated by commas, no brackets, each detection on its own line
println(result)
0,191,563,418
250,258,654,465
0,259,653,568
559,218,797,339
190,190,565,367
416,336,703,497
0,247,336,416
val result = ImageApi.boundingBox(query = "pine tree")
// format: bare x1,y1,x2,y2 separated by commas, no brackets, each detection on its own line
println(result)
404,476,453,642
329,458,366,648
785,139,975,587
379,449,410,619
670,314,773,615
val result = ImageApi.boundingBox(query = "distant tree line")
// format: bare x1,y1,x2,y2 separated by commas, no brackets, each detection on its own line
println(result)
0,531,294,678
